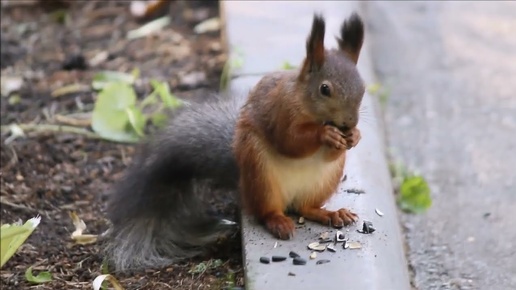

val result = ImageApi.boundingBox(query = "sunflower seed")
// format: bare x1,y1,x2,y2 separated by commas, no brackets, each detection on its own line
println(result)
375,208,384,217
360,221,375,234
293,257,307,265
289,251,300,258
308,242,326,252
272,256,287,262
316,259,331,265
347,241,362,249
335,230,346,242
260,257,270,264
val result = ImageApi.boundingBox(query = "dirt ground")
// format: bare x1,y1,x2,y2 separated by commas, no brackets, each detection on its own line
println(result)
0,1,243,289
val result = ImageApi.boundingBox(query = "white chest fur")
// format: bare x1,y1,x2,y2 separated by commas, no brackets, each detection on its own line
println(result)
265,148,343,207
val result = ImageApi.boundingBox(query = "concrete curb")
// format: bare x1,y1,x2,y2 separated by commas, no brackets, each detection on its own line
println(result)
221,1,411,289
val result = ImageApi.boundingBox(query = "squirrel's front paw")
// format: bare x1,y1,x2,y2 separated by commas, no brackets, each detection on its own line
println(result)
320,125,347,150
265,214,295,240
342,127,361,149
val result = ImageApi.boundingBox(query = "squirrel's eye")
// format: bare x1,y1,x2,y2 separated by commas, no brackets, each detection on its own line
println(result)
320,84,331,97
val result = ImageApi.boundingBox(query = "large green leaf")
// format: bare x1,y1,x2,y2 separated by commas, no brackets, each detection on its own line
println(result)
91,82,140,143
398,175,432,214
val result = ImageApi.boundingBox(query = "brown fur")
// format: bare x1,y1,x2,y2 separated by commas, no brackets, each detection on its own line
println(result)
233,13,365,239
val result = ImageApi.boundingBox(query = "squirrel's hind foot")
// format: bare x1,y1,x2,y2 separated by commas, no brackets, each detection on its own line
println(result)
299,207,358,229
264,213,295,240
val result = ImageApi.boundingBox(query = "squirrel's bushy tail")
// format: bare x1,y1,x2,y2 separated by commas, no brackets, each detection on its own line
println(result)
104,95,244,272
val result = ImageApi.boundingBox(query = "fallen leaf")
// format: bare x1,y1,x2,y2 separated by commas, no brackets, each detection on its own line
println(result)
92,274,125,290
1,76,23,97
1,216,41,268
398,175,432,214
25,266,52,284
91,82,141,143
69,211,98,245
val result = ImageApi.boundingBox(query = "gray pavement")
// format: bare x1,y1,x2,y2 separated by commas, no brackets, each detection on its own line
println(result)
224,1,410,289
363,1,516,289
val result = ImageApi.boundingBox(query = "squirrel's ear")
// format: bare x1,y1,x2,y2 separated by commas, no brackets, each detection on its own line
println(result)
337,12,364,64
304,14,326,73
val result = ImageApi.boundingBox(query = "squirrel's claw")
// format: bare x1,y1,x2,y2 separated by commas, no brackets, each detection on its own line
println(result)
321,125,347,150
343,127,361,150
265,214,295,240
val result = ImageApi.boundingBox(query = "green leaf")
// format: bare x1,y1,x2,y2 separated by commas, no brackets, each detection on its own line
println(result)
50,9,67,24
92,71,136,90
398,175,432,214
1,216,41,268
188,259,224,275
91,82,140,143
25,267,52,284
100,259,110,275
280,61,296,70
150,80,183,109
125,106,146,137
219,51,244,91
139,92,159,110
131,68,141,80
8,94,21,105
151,113,168,128
367,82,390,107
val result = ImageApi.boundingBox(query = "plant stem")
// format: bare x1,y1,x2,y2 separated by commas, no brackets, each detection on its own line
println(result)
1,124,101,139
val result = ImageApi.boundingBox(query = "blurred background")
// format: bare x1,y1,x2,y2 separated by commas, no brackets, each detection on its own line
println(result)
365,1,516,290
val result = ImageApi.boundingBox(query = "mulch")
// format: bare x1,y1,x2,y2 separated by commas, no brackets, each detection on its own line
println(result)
0,1,243,289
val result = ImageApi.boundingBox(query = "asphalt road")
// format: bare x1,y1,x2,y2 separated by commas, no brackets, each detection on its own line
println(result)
363,1,516,290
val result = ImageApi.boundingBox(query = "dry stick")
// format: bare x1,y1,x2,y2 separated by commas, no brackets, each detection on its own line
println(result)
1,124,101,139
0,196,38,212
54,114,92,127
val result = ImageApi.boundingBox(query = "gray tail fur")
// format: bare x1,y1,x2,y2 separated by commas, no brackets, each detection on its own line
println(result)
104,94,245,272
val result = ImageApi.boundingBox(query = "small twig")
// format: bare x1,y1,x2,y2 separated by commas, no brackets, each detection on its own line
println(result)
1,124,101,139
153,282,173,289
54,114,91,127
2,144,18,170
0,197,38,212
51,83,91,98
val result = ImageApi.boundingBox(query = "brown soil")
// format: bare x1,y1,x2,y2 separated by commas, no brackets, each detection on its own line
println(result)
0,1,243,289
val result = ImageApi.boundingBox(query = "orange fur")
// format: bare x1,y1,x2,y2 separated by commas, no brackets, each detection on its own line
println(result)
233,72,355,239
232,13,364,239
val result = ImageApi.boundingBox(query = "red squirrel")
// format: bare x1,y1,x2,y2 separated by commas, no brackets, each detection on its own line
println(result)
104,13,365,272
233,14,364,240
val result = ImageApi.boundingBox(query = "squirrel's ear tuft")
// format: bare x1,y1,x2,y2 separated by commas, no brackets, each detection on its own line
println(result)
305,13,326,72
337,12,364,64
